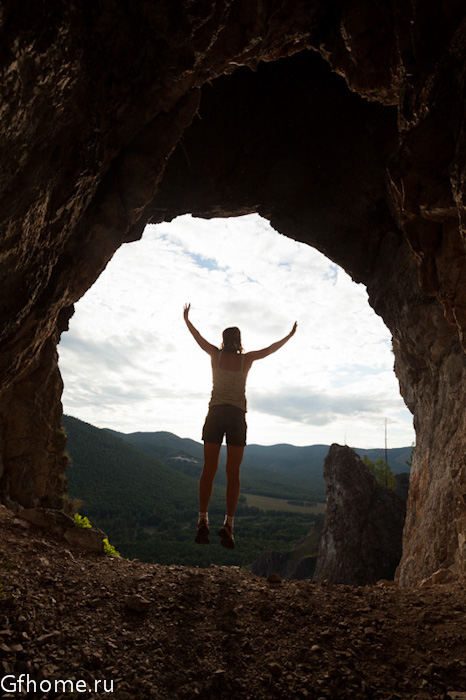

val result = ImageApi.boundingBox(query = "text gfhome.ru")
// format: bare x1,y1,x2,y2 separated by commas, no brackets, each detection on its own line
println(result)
1,675,114,694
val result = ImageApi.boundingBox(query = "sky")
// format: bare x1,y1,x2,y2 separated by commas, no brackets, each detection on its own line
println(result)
58,214,415,448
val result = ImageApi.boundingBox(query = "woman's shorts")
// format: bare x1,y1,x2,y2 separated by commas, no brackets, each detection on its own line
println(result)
202,404,247,446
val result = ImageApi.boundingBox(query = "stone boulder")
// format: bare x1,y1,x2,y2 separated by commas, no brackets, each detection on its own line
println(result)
19,507,106,554
62,525,107,554
314,445,406,585
19,507,75,534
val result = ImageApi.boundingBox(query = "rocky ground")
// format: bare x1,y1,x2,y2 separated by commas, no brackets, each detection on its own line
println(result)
1,507,466,700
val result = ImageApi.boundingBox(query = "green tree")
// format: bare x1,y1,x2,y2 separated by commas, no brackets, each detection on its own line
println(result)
362,456,397,491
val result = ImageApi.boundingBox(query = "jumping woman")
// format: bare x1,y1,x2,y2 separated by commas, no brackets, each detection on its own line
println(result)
183,303,297,549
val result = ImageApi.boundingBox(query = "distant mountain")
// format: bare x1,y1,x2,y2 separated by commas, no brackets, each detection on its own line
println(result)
104,429,204,479
106,429,329,500
107,428,412,502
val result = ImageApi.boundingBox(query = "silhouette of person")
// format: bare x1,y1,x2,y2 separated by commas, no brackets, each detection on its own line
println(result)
183,303,297,549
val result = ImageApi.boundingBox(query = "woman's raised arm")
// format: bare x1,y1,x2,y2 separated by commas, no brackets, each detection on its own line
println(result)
183,304,218,356
246,322,297,363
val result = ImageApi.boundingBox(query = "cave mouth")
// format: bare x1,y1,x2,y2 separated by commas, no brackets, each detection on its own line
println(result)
58,213,414,450
58,50,414,450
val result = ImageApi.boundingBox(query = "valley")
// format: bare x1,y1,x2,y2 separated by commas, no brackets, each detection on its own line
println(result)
63,415,410,572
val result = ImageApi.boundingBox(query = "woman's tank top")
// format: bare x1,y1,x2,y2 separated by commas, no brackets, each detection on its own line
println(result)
209,352,248,411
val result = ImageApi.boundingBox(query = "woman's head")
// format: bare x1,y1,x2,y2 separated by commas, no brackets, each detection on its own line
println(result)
221,327,243,353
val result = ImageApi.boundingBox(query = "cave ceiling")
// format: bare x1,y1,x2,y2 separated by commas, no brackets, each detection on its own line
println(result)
153,50,399,285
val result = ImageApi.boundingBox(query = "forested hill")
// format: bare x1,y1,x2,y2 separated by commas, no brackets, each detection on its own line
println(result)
63,416,206,522
106,426,412,500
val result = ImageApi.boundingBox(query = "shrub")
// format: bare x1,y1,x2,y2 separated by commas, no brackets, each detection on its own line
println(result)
103,538,120,557
74,513,92,529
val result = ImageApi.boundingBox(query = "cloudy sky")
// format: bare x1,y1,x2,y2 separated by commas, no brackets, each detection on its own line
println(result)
58,214,415,448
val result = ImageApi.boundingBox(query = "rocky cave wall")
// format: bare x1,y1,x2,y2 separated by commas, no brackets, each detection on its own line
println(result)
1,2,466,585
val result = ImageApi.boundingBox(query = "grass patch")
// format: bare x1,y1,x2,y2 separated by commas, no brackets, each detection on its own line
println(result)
244,494,326,514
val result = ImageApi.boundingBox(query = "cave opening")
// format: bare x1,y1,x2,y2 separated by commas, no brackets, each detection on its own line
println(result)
58,212,414,451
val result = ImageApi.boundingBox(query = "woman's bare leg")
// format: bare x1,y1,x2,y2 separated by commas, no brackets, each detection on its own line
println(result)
217,445,245,549
225,445,245,517
199,442,222,514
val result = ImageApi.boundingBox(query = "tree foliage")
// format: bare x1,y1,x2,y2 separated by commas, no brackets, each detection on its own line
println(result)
362,456,397,491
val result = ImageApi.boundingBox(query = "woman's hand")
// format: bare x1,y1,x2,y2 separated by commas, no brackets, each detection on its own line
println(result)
183,305,217,355
290,321,298,337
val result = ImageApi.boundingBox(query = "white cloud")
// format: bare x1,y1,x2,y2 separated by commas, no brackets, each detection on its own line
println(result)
58,214,414,448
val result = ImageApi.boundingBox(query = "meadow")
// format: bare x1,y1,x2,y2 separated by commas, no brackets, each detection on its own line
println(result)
244,494,326,515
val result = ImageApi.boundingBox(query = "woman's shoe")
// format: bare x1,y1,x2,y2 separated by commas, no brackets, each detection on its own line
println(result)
218,523,235,549
195,520,209,544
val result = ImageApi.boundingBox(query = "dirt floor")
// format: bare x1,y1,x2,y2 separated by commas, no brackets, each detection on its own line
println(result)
1,507,466,700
